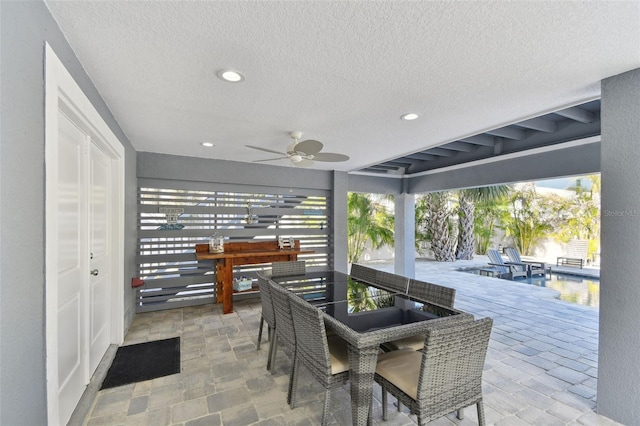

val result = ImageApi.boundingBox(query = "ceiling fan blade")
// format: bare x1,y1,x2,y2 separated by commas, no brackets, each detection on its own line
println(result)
295,139,323,155
294,158,314,167
246,145,287,156
313,152,350,162
252,156,288,162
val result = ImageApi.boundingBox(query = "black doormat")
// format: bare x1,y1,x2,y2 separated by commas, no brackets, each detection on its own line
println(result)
101,337,180,390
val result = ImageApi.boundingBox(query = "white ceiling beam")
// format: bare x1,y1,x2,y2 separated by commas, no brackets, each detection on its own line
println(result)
554,106,595,123
385,160,414,168
424,147,455,157
371,164,398,170
459,135,495,147
392,158,426,166
493,139,504,155
406,153,437,161
514,117,557,133
485,127,525,140
441,141,475,152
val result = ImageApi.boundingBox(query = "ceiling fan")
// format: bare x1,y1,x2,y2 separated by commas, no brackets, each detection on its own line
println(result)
246,131,349,167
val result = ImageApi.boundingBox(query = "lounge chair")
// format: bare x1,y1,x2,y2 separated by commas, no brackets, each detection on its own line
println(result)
504,247,549,278
486,249,528,280
557,239,589,268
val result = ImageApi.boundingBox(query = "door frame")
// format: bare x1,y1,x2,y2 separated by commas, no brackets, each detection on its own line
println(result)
44,43,125,424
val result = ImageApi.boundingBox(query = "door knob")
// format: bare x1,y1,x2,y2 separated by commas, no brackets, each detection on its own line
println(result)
90,269,99,276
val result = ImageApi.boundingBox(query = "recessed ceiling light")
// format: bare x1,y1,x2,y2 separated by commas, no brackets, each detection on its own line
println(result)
201,142,214,147
217,69,245,83
401,113,420,121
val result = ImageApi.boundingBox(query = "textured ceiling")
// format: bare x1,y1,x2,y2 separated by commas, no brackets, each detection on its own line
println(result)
45,1,640,173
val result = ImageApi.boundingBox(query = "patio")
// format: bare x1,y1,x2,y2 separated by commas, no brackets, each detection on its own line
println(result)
77,257,619,426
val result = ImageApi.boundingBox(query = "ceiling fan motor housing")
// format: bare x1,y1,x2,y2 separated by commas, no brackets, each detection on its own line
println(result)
289,131,303,140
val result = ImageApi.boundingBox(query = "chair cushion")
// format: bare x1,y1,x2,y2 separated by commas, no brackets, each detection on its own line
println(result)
327,335,350,375
382,334,425,351
376,349,421,399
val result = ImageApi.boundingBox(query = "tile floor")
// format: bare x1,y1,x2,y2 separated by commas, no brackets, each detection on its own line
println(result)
79,258,621,425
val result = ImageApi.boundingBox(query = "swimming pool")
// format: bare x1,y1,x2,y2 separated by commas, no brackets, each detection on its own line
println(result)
460,268,600,308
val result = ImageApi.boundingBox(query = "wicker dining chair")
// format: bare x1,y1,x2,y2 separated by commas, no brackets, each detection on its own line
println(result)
375,317,493,426
375,270,411,294
350,263,378,284
407,279,456,308
381,281,457,353
288,292,350,425
256,273,277,371
268,280,298,405
271,260,306,277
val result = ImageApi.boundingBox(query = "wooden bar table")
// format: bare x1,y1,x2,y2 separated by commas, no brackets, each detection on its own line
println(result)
195,240,313,314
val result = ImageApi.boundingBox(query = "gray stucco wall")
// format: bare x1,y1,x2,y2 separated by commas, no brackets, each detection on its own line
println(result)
0,2,137,424
597,68,640,424
137,151,333,190
332,172,349,273
347,173,403,194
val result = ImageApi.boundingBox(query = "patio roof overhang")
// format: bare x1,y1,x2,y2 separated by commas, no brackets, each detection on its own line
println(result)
356,99,601,176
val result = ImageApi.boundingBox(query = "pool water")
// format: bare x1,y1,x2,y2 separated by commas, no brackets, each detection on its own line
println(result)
460,268,600,308
527,273,599,308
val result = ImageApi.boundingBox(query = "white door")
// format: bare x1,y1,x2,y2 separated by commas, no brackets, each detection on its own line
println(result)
46,43,125,426
89,143,112,373
55,111,90,424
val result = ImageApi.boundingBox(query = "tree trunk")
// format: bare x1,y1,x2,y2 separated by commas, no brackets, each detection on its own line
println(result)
426,193,456,262
456,196,475,260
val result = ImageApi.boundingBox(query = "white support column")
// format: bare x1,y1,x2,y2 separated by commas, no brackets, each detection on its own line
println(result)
394,185,415,278
597,68,640,424
332,171,349,273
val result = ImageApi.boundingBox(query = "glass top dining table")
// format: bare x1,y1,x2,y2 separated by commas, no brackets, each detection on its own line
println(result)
270,270,472,426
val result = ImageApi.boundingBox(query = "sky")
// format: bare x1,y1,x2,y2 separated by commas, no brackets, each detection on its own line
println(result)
535,175,595,191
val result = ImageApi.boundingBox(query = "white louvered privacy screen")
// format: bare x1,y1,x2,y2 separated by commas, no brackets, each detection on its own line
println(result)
137,179,330,312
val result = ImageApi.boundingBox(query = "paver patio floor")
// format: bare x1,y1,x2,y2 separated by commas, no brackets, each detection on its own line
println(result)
79,257,620,425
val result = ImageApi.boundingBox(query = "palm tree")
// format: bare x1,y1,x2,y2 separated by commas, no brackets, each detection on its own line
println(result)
552,174,601,259
455,185,511,260
474,196,509,255
347,192,394,264
414,195,431,255
588,174,601,197
424,191,456,262
503,184,553,255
